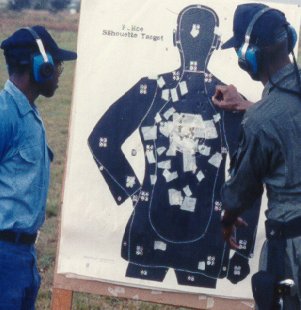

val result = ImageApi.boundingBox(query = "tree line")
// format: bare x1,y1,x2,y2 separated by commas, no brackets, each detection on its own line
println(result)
7,0,80,11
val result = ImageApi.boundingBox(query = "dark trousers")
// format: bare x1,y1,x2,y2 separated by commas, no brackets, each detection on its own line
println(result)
0,240,40,310
258,237,301,309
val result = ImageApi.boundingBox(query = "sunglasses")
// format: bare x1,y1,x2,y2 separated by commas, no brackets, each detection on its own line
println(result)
54,61,64,75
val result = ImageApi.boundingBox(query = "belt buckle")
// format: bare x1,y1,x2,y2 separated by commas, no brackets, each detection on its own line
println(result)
265,220,281,239
268,229,276,238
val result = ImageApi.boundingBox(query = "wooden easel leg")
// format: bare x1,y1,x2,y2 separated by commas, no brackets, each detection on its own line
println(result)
51,288,73,310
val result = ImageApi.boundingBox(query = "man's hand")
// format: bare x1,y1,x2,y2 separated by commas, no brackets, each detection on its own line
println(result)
212,85,253,111
221,210,248,249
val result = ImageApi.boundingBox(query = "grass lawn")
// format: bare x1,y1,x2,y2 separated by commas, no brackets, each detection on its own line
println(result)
0,8,300,310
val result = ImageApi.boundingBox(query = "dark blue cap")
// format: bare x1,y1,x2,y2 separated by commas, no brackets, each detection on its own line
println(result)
1,25,77,64
222,3,288,49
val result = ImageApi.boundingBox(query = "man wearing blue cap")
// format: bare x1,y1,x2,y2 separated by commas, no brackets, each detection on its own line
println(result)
0,26,77,309
212,3,301,309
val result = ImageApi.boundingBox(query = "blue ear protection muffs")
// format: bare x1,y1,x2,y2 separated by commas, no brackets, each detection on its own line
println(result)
237,8,297,80
24,27,55,83
237,7,272,80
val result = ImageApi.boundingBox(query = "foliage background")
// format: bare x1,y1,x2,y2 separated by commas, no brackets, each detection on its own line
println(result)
5,0,77,11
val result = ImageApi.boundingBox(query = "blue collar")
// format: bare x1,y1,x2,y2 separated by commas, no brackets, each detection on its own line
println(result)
262,63,296,97
4,79,35,117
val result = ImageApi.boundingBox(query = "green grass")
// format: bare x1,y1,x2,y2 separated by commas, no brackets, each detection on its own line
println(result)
0,9,300,310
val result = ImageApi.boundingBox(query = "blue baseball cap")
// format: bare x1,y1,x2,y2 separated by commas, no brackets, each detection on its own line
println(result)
221,3,289,49
1,25,77,65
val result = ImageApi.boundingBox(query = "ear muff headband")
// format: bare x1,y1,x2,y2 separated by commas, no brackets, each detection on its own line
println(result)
238,7,273,79
238,8,297,80
23,27,54,83
239,7,272,64
25,27,49,63
240,12,301,98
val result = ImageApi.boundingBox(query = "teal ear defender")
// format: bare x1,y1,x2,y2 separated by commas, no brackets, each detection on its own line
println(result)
237,8,297,80
24,27,55,83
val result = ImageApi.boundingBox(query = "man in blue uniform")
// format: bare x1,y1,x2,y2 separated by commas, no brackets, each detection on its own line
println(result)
212,3,301,309
0,26,77,309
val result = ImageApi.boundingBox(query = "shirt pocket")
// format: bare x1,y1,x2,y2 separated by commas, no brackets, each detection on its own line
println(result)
18,146,42,163
14,145,44,190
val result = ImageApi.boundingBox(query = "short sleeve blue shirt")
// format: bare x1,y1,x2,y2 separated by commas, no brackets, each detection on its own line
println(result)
0,80,51,234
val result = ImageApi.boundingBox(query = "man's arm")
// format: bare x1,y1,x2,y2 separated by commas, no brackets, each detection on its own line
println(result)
212,84,253,111
221,124,277,248
0,105,13,162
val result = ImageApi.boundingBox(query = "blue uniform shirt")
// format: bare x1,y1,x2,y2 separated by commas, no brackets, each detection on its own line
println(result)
0,80,51,234
222,64,301,222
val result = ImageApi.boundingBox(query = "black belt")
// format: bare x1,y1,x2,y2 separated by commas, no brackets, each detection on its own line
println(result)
0,231,37,245
265,217,301,239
